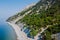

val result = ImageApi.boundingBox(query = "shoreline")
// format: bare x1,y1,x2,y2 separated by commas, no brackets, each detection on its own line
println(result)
7,22,32,40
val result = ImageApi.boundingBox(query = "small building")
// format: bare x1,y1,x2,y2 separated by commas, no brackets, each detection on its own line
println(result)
51,33,60,40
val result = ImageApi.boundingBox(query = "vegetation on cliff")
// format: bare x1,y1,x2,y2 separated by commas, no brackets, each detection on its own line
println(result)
7,0,60,39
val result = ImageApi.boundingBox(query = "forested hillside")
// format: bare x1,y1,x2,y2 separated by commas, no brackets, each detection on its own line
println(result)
7,0,60,39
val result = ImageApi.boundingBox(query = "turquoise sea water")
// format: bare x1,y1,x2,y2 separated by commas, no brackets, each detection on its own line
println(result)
0,20,17,40
0,13,16,40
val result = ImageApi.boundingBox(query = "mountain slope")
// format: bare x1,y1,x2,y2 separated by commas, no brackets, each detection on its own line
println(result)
7,0,60,39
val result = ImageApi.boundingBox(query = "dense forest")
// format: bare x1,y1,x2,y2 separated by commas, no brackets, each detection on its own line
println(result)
16,0,60,38
7,0,60,40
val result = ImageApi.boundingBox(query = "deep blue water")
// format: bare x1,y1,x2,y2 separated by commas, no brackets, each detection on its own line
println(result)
0,21,17,40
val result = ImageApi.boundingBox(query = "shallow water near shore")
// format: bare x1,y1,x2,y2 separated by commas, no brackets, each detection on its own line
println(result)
0,21,17,40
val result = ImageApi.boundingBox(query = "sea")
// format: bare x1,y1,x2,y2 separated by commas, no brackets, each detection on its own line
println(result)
0,15,17,40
